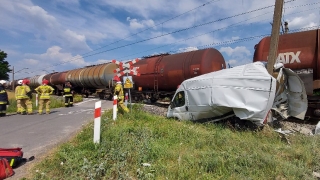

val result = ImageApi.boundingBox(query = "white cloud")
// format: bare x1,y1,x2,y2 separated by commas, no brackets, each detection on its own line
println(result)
220,46,251,57
220,46,252,66
177,47,198,53
0,1,90,52
127,17,155,30
232,36,240,40
286,13,318,30
93,59,112,64
19,46,88,78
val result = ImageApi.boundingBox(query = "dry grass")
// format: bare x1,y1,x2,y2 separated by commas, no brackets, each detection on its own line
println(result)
7,91,15,100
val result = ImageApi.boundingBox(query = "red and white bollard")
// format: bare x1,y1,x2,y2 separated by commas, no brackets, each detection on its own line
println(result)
113,95,118,121
36,94,38,107
125,93,128,107
93,101,101,144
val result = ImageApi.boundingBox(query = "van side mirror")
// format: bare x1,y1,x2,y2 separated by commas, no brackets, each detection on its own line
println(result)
185,106,188,111
170,101,175,108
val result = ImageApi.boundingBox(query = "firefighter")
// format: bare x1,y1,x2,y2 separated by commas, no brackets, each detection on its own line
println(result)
113,76,129,113
0,80,9,117
15,79,33,115
63,81,74,107
35,79,54,115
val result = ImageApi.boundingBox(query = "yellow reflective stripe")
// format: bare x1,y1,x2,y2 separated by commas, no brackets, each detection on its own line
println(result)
64,88,71,92
10,159,14,166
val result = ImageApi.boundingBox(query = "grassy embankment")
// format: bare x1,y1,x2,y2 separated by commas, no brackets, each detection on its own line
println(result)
22,104,320,180
6,91,83,113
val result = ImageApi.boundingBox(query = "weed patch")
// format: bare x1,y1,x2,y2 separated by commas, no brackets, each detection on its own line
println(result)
26,104,320,179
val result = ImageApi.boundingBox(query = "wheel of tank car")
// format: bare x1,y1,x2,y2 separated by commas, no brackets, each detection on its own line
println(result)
98,93,104,100
150,97,157,103
108,94,113,101
314,109,320,117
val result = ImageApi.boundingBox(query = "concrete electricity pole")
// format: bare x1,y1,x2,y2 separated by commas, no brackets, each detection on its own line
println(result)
12,66,14,91
267,0,284,75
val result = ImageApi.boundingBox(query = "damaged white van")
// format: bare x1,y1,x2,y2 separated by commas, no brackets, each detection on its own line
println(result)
167,62,308,126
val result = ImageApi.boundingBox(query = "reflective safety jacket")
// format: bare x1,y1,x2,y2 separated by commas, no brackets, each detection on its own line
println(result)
35,85,55,99
15,85,31,100
63,85,73,97
113,83,124,100
0,85,9,104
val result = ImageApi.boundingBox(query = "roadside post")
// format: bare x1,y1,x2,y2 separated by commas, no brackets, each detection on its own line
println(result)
125,93,128,107
112,59,140,113
93,101,101,144
113,95,117,120
36,94,38,107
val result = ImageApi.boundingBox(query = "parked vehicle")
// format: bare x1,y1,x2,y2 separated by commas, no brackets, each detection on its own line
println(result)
167,62,308,126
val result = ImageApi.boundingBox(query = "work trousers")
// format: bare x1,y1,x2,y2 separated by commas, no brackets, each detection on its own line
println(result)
39,99,51,114
0,104,7,116
118,98,129,113
64,96,73,107
17,99,32,114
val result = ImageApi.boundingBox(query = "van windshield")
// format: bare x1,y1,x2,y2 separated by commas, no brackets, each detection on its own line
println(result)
173,91,185,107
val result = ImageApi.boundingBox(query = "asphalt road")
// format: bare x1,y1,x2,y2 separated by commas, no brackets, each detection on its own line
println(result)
0,98,113,179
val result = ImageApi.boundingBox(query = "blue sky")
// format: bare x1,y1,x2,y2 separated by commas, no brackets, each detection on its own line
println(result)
0,0,319,80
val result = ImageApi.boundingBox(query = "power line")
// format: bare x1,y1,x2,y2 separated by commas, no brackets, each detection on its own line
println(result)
33,3,276,72
72,0,222,57
30,0,301,73
102,2,320,61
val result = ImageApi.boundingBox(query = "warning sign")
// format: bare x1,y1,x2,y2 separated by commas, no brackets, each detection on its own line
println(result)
123,76,133,89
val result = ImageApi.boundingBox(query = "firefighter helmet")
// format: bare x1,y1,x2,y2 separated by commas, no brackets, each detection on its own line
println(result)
17,80,23,85
42,79,49,85
0,80,7,85
22,79,30,85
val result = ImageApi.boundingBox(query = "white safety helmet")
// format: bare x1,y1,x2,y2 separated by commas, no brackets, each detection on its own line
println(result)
0,80,7,86
17,79,23,85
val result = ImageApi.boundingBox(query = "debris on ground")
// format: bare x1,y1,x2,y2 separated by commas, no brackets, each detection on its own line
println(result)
142,104,319,136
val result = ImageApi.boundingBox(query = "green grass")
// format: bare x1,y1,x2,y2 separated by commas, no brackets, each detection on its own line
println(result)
23,104,320,180
6,93,83,113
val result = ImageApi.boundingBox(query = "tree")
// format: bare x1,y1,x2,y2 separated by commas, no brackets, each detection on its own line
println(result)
0,50,11,80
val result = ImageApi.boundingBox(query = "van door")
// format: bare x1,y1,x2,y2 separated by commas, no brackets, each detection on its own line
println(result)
167,91,190,120
273,68,308,120
283,68,308,119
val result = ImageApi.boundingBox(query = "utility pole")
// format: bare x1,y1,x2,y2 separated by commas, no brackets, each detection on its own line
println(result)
267,0,284,75
12,66,14,91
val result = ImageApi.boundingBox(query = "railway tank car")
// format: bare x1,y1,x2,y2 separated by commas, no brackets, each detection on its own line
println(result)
253,28,320,118
29,74,46,88
130,48,226,101
65,63,118,97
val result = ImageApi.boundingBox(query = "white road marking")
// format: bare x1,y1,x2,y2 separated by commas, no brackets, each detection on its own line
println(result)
74,98,99,106
59,109,94,116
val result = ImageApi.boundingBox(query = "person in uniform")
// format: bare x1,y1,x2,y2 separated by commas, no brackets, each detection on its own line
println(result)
63,81,74,107
0,80,9,116
35,79,55,115
113,76,129,113
15,79,33,115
